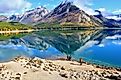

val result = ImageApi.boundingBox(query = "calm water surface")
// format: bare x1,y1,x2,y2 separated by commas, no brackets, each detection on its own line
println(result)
0,29,121,68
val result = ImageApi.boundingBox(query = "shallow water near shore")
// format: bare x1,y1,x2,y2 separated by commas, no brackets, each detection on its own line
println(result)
0,29,121,68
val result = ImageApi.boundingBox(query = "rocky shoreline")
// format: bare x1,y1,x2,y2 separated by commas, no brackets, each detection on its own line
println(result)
0,56,121,80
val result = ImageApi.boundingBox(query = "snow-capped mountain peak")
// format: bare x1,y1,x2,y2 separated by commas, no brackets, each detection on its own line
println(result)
8,6,49,24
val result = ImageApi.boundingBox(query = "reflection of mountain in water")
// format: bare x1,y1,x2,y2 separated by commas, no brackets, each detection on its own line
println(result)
0,29,121,57
0,32,30,41
34,30,101,56
0,33,49,50
33,29,121,56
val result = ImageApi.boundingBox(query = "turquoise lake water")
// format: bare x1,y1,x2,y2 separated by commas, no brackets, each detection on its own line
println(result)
0,29,121,68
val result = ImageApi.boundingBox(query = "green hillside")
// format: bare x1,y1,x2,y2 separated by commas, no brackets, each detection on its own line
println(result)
34,22,86,28
0,21,32,30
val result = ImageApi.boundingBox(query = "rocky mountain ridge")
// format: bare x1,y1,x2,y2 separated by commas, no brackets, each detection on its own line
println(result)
0,1,121,27
0,15,8,21
38,2,102,27
94,10,121,27
8,6,49,24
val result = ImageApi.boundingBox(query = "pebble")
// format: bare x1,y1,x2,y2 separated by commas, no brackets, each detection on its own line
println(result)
15,76,20,80
61,66,66,70
16,73,21,76
59,71,69,78
43,68,48,71
23,72,27,74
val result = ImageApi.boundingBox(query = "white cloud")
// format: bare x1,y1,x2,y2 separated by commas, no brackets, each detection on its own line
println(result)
98,8,106,12
61,0,96,15
113,9,121,14
96,8,112,16
106,16,121,20
43,3,50,8
0,0,32,15
105,9,121,20
96,8,121,20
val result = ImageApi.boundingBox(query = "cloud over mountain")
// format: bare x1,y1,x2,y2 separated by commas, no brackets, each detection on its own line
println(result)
62,0,96,15
0,0,32,13
96,8,121,20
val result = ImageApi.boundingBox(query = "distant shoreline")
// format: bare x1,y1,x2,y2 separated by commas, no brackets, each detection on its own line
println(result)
0,28,121,34
34,27,121,31
0,29,34,34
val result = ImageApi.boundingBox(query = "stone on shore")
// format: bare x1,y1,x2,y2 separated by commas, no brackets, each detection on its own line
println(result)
0,57,120,80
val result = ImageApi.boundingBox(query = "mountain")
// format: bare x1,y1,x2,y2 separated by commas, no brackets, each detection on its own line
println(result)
106,14,121,21
9,15,22,22
9,6,49,24
0,15,8,21
37,1,102,27
2,1,121,28
94,10,121,27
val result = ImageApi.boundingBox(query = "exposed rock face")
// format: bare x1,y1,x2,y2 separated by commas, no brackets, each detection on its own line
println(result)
9,15,22,22
9,6,49,24
1,1,121,28
39,2,102,27
0,15,8,21
20,6,49,24
94,10,121,27
106,14,121,21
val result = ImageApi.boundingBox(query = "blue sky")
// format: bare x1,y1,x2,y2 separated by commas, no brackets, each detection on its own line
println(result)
28,0,60,10
0,0,121,19
29,0,121,12
28,0,121,14
92,0,121,11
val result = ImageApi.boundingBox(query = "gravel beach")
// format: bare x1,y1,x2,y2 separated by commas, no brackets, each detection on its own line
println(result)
0,57,121,80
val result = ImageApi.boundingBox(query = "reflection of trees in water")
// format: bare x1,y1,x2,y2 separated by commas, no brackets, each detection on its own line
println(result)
34,29,121,60
1,29,120,60
34,30,102,60
0,32,30,41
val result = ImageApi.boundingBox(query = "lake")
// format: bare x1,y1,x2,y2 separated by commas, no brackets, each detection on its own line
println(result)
0,29,121,68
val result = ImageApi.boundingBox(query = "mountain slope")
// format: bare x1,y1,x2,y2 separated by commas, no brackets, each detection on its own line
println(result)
9,6,49,24
9,15,22,22
37,2,102,27
0,15,8,21
94,10,121,27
